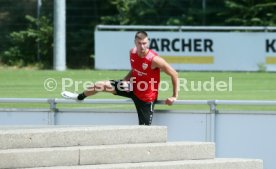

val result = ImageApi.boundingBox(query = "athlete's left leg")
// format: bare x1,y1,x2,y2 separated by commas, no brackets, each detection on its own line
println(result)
62,80,116,101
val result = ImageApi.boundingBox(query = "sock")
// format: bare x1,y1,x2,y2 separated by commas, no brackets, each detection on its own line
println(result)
77,92,87,100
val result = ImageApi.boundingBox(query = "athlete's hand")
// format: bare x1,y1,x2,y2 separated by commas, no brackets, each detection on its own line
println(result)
165,96,177,105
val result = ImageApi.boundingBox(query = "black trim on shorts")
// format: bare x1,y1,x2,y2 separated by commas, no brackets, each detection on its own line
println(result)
110,80,132,98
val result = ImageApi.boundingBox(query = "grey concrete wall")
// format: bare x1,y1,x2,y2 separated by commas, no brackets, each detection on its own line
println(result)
0,109,275,169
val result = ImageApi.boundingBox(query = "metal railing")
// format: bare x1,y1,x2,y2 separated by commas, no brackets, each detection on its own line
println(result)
96,25,276,31
1,98,276,112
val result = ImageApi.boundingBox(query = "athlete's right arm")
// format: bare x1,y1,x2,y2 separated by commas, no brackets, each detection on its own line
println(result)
123,70,132,81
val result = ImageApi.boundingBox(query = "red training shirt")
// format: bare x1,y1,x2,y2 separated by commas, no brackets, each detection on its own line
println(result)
130,47,160,102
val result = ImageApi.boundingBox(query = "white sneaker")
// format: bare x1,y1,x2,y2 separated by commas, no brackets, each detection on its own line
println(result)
61,91,79,100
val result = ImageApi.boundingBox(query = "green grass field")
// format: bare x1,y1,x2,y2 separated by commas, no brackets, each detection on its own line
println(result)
0,68,275,111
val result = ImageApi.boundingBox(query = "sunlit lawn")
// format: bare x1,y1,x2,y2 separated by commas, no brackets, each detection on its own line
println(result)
0,69,275,111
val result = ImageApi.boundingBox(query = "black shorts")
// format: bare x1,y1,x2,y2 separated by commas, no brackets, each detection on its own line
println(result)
110,80,155,125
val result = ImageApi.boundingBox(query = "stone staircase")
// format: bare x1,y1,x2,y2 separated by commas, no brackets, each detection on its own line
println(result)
0,126,262,169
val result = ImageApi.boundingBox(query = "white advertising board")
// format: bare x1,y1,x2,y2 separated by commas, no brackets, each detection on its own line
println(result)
95,31,276,71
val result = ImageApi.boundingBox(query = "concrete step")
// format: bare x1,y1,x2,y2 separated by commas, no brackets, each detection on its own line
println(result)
21,159,263,169
0,125,167,149
0,142,215,169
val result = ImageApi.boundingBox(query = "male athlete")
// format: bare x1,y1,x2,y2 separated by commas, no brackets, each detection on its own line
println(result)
62,31,178,125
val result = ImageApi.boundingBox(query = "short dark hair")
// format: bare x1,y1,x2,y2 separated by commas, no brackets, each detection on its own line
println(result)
135,31,148,40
